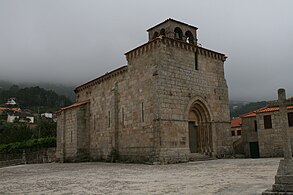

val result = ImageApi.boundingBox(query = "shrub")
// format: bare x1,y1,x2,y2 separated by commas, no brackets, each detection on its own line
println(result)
0,137,56,153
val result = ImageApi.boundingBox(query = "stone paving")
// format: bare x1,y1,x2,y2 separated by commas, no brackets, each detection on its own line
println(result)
0,158,280,195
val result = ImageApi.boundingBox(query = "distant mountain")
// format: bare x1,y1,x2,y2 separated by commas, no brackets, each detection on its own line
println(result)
0,81,75,101
229,100,267,118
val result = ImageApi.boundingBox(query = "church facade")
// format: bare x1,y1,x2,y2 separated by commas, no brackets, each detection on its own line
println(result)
56,19,232,163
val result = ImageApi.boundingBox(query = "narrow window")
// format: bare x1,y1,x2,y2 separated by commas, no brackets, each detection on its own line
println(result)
122,107,125,127
254,120,257,132
288,112,293,127
141,102,144,122
70,131,72,143
108,111,111,128
231,131,235,136
237,130,242,136
264,115,272,129
195,50,198,70
93,114,96,131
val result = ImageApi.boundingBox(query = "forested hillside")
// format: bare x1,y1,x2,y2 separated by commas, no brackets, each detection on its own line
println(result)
229,101,267,118
0,85,72,112
0,80,75,101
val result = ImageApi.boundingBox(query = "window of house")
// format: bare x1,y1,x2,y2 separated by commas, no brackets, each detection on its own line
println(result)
288,112,293,127
231,131,235,136
237,130,242,136
254,120,257,132
264,115,272,129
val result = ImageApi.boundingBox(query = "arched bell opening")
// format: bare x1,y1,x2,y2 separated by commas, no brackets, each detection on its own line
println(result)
188,100,213,154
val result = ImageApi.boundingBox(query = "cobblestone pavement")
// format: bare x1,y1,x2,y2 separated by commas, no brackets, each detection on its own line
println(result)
0,158,280,195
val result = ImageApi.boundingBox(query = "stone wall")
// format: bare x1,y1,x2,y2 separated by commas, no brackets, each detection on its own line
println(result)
0,148,56,167
57,20,231,163
154,37,231,160
56,103,90,162
242,116,258,157
257,111,293,157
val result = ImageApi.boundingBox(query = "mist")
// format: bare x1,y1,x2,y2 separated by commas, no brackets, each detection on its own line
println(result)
0,0,292,101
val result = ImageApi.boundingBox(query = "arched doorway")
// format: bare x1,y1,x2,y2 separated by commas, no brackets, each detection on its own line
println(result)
188,100,213,154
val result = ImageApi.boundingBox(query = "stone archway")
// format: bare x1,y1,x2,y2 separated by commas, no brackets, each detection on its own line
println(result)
188,100,213,154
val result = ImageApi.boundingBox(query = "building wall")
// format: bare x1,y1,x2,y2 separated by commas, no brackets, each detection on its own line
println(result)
241,111,293,158
57,22,231,163
56,104,89,162
241,116,258,157
257,111,293,157
155,38,231,160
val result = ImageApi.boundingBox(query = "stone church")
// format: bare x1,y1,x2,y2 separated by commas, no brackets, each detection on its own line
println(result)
56,19,232,163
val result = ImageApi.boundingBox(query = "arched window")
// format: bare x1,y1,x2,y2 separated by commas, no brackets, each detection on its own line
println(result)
160,28,166,36
185,31,194,44
152,31,159,39
174,27,183,40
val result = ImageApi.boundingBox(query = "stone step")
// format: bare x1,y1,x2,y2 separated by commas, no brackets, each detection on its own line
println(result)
275,175,293,184
273,184,293,192
188,153,214,161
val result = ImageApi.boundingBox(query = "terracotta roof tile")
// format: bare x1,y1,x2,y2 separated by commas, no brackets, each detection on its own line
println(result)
241,112,256,118
0,107,20,112
231,117,242,127
59,100,90,112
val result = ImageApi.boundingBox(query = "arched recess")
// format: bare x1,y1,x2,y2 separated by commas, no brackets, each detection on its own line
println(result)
153,31,159,39
160,28,166,36
174,27,183,40
185,31,194,44
187,98,213,154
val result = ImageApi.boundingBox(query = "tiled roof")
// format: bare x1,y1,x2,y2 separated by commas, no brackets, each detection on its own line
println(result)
240,105,293,118
256,105,293,113
59,100,90,112
231,117,242,127
241,112,257,118
0,107,20,112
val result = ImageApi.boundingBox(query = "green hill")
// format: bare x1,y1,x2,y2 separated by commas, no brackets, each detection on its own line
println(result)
0,85,72,112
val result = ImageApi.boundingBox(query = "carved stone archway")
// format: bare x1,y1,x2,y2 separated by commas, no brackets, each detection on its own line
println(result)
188,99,213,154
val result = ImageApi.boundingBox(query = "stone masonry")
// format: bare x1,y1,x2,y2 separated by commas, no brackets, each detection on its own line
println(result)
56,19,232,163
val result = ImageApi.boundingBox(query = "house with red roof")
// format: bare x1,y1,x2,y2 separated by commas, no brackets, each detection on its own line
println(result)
230,117,242,142
240,100,293,158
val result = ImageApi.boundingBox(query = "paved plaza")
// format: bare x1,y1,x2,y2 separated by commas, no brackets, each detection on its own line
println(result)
0,158,280,194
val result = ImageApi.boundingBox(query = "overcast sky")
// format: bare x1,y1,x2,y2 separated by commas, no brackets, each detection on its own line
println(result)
0,0,292,101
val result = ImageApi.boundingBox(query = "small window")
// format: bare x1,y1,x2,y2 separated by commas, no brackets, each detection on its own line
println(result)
141,102,144,122
122,107,125,127
288,112,293,127
108,111,111,128
174,27,183,40
264,115,272,129
231,131,235,136
237,130,242,136
185,31,194,44
152,32,159,39
254,120,257,132
160,29,166,36
195,50,198,70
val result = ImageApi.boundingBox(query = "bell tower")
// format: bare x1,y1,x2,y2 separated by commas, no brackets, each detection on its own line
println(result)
147,18,198,45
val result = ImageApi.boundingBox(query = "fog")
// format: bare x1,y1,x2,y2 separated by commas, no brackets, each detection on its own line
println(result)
0,0,292,101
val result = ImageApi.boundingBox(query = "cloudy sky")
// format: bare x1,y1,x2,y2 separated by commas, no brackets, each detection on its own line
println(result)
0,0,292,101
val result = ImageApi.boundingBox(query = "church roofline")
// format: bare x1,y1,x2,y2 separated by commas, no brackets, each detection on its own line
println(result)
125,36,227,61
74,66,128,93
147,18,198,32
